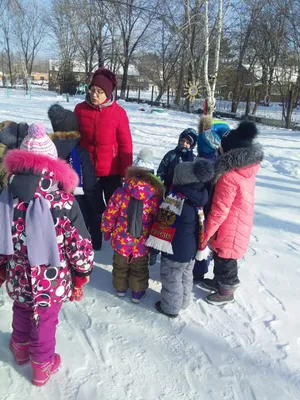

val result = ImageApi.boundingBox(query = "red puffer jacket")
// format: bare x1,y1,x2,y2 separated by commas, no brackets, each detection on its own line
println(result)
74,98,133,177
206,144,264,260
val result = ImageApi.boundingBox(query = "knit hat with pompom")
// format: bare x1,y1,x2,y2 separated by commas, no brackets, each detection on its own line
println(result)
221,121,258,153
20,123,58,159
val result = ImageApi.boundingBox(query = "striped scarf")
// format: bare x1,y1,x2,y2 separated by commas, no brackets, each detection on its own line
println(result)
146,192,209,261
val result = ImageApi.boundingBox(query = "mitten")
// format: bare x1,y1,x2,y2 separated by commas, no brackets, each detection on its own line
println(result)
0,268,6,288
103,232,111,241
149,248,159,266
70,276,89,302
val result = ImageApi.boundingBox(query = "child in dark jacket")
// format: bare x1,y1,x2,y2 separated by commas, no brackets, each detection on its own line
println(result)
157,128,197,193
0,121,28,189
147,158,215,318
48,104,103,251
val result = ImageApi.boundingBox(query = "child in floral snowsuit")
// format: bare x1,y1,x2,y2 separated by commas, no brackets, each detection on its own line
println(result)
0,123,93,386
101,158,164,303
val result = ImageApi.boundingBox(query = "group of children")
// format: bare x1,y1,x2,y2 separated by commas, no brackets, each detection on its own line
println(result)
102,115,263,315
0,110,263,385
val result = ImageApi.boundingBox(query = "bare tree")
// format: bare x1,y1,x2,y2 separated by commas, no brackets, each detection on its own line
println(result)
113,0,160,98
14,0,47,90
0,9,15,87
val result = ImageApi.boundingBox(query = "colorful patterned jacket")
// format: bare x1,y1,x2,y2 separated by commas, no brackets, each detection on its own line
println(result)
101,167,164,258
0,149,94,317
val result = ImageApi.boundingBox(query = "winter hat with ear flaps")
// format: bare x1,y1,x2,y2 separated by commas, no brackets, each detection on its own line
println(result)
173,158,215,186
221,121,258,153
89,67,117,98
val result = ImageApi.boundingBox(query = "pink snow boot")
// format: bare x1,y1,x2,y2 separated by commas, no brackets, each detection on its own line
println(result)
31,353,61,386
9,338,30,365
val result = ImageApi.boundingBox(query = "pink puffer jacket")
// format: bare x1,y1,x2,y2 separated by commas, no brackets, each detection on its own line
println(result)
206,144,263,259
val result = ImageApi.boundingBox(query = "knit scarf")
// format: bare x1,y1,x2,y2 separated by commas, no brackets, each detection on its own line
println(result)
68,147,84,195
0,187,61,267
146,192,210,261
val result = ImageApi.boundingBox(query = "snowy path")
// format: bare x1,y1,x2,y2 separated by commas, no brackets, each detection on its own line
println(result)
1,92,300,399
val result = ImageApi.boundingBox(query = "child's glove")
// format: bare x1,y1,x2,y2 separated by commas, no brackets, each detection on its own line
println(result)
0,268,6,288
103,232,111,241
149,249,159,266
70,276,89,302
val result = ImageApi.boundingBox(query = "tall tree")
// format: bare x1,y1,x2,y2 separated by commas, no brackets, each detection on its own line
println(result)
113,0,160,98
14,0,47,90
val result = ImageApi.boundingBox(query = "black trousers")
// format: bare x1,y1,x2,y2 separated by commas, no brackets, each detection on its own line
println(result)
76,175,121,249
213,252,240,287
97,174,122,206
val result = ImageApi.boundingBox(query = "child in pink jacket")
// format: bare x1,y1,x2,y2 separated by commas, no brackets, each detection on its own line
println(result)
201,121,264,305
101,150,164,303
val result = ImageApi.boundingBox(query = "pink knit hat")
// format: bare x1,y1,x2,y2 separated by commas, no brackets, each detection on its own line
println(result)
20,123,58,159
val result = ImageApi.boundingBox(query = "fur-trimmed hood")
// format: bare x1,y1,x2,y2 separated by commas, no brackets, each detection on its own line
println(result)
49,130,81,159
4,149,79,194
215,143,264,182
126,166,164,198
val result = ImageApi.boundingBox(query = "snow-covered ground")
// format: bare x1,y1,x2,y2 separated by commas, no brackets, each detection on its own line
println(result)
1,89,300,400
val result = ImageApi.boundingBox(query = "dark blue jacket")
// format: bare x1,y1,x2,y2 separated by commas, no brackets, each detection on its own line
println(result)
157,128,198,193
163,183,208,263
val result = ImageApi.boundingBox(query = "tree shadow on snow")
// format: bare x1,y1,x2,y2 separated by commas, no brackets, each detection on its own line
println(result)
254,211,300,235
256,181,300,194
258,175,300,185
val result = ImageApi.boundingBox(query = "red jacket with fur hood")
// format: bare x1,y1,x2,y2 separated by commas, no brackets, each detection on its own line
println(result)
74,97,133,177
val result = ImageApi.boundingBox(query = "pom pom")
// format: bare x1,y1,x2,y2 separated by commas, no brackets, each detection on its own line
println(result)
236,121,258,140
27,123,46,139
193,158,215,183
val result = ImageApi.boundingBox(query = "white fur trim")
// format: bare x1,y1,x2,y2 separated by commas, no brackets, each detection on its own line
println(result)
73,187,85,195
146,236,174,255
195,247,210,261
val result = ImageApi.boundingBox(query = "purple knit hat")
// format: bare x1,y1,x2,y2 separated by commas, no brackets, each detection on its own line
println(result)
20,123,58,159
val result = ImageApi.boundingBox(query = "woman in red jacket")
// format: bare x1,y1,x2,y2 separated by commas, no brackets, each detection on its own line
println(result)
75,67,133,250
201,121,264,306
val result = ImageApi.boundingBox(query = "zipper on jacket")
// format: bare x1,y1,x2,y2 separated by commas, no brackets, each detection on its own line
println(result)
94,109,100,168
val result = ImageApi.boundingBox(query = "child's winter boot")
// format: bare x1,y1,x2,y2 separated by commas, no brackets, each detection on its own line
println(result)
206,283,237,306
132,290,145,303
199,276,219,292
31,353,61,386
155,301,178,318
9,338,30,365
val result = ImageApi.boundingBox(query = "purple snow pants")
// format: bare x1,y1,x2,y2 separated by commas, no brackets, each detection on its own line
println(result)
12,301,62,364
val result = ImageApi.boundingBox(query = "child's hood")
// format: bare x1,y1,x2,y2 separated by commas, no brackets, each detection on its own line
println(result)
48,131,81,159
4,149,79,201
215,143,264,182
124,166,164,200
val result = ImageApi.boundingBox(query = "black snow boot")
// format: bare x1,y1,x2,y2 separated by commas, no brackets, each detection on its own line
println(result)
199,276,219,292
155,301,178,319
206,283,237,306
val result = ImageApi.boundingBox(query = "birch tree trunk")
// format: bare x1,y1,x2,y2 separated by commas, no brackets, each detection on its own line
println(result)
203,0,223,116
